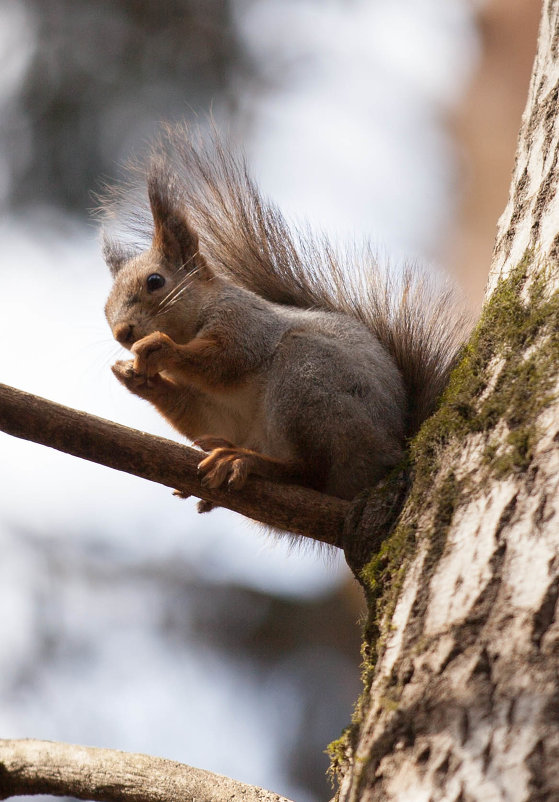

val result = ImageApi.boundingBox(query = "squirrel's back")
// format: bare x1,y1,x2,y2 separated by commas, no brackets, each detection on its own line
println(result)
100,124,471,438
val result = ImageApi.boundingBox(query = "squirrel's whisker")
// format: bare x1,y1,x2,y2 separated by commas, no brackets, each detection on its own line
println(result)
156,261,205,315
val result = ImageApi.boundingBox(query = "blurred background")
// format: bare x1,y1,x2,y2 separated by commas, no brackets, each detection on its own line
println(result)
0,1,539,801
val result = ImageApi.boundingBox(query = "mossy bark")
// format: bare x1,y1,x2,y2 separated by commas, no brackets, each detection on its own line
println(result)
332,3,559,800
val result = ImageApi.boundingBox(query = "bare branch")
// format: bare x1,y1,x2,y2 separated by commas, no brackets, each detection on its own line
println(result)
0,738,294,802
0,382,350,546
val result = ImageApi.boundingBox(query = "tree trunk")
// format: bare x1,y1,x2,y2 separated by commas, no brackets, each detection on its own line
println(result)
331,3,559,800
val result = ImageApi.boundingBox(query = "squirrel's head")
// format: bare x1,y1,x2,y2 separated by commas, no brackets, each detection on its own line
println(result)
104,164,215,349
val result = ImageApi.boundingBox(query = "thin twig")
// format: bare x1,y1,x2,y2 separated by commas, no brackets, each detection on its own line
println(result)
0,382,349,546
0,738,294,802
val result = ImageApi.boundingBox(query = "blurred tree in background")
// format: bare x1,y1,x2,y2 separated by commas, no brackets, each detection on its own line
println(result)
3,0,247,211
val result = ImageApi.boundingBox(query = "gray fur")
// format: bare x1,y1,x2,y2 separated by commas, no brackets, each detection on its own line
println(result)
101,128,471,500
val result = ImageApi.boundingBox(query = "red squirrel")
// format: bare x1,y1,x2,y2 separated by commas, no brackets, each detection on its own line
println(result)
102,127,469,503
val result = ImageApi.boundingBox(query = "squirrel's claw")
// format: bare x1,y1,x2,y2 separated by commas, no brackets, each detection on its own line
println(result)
172,488,217,514
197,447,250,491
111,359,136,381
111,359,147,388
111,359,167,397
172,488,190,499
227,458,248,490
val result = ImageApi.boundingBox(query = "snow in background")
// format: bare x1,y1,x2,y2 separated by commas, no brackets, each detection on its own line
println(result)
0,1,478,800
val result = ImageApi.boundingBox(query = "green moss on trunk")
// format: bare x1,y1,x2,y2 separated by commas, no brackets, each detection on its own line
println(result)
412,251,558,483
329,252,559,786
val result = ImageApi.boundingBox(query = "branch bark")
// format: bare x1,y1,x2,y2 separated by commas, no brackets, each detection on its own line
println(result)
0,738,293,802
0,382,350,546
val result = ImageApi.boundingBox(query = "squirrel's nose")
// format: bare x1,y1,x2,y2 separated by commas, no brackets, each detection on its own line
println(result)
113,322,135,346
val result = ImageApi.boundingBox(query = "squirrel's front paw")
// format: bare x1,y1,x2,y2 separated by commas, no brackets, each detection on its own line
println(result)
112,359,146,388
111,359,163,396
132,331,178,378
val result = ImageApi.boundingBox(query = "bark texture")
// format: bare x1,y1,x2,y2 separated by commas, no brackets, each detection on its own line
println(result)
333,4,559,801
0,383,349,546
0,738,293,802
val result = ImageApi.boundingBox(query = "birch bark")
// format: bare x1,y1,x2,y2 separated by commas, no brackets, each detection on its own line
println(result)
334,3,559,800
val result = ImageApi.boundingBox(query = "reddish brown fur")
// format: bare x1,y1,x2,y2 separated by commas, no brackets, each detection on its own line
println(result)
100,125,471,438
101,126,472,503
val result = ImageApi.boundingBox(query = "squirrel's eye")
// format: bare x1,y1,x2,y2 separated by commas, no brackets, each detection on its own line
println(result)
146,273,166,292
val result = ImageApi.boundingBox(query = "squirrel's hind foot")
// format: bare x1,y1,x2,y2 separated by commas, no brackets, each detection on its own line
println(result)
197,445,301,491
198,446,250,490
197,499,217,513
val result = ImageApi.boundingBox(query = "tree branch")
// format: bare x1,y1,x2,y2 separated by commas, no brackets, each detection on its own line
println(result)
0,738,294,802
0,382,350,546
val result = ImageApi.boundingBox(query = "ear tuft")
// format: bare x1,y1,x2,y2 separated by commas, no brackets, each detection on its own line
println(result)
147,161,210,276
102,231,137,277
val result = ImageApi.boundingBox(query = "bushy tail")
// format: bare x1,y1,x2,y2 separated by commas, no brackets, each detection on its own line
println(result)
99,124,472,436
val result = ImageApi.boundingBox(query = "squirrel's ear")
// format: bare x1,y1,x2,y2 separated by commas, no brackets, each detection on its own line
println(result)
148,166,211,278
102,232,136,277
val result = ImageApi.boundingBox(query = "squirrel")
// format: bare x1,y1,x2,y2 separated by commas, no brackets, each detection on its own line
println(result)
102,126,469,506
